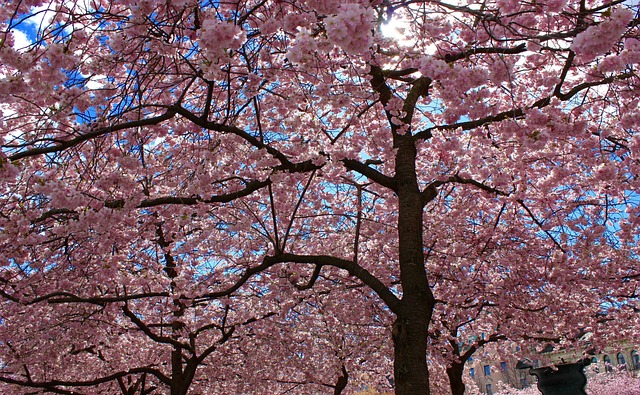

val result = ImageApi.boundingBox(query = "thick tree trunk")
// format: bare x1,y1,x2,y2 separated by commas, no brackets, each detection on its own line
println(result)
447,363,466,395
171,348,185,395
392,312,431,395
393,136,436,395
157,225,192,395
333,365,349,395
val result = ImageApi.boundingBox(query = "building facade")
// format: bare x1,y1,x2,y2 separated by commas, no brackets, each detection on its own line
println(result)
466,344,640,394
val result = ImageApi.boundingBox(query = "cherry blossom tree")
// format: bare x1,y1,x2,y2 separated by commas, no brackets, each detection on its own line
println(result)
1,0,639,394
424,192,632,395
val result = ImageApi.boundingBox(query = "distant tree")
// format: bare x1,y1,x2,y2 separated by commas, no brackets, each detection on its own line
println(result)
424,189,631,395
1,1,639,394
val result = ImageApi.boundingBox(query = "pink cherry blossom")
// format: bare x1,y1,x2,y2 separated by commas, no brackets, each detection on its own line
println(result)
0,1,638,395
324,3,375,55
571,7,633,61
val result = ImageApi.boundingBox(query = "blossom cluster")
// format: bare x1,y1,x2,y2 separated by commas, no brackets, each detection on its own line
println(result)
571,7,633,61
286,28,319,64
324,3,374,55
418,55,451,80
198,15,244,77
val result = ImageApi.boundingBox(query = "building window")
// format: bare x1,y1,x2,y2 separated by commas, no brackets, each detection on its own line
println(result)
591,357,599,373
484,365,491,376
617,353,627,370
486,383,493,395
603,355,613,373
632,350,640,370
500,361,507,371
470,368,475,378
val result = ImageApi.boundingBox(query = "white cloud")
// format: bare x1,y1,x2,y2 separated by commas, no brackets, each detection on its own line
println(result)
85,74,106,89
24,4,58,30
10,29,31,51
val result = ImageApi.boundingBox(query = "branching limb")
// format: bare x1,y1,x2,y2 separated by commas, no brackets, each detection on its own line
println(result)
443,43,527,62
264,254,402,313
423,174,509,202
516,199,566,253
34,179,271,223
196,253,400,313
281,169,317,253
414,72,635,141
106,179,272,209
122,304,192,352
33,291,170,305
342,159,397,191
173,105,320,174
0,367,170,393
8,109,177,161
293,264,323,291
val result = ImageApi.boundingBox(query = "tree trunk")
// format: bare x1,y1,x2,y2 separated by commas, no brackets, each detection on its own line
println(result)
393,136,436,395
171,347,185,395
334,365,349,395
447,362,466,395
392,312,431,395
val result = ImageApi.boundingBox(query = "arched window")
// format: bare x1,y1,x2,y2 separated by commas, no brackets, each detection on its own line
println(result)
617,353,627,370
632,350,640,370
591,357,599,374
603,355,613,373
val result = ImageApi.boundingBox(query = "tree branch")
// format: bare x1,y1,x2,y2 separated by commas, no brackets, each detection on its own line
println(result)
173,105,320,174
34,179,271,223
0,367,170,392
443,43,527,62
122,304,192,352
414,73,635,141
342,159,397,190
517,199,567,253
106,179,271,209
33,291,169,305
264,254,402,313
293,264,323,291
8,109,177,161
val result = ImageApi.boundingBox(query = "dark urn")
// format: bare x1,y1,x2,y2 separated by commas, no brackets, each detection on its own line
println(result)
529,362,588,395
